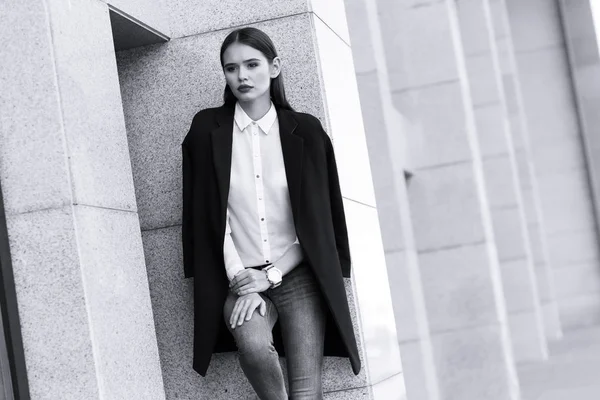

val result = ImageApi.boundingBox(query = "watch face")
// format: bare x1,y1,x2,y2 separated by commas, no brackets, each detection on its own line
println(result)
268,268,282,283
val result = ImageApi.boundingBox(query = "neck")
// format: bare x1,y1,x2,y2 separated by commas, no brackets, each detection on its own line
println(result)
238,94,272,121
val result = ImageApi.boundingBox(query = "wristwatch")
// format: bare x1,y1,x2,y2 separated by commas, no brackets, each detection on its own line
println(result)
262,264,283,288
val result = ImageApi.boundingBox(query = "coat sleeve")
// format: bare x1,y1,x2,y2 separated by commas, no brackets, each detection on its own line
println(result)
321,122,352,278
182,137,195,279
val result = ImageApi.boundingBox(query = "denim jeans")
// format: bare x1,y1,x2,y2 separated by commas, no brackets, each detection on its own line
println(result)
223,261,327,400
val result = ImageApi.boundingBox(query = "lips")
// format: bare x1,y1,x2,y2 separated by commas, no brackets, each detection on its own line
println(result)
238,84,253,92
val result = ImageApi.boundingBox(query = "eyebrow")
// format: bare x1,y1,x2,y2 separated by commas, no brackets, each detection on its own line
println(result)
223,58,262,68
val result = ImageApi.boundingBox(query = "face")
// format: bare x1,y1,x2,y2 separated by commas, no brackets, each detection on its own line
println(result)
222,42,281,104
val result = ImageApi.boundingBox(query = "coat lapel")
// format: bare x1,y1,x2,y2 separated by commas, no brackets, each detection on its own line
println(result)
211,104,235,224
210,103,304,227
276,106,303,223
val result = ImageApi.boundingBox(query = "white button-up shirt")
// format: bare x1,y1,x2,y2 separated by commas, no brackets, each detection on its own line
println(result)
223,101,303,280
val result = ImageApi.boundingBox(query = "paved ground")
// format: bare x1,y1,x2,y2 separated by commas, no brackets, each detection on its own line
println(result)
518,325,600,400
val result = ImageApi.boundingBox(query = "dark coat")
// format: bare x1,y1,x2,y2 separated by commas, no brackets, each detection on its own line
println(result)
181,102,361,377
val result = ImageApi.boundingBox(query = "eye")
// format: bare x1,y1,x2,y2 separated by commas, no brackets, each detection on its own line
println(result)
248,62,259,68
225,66,236,72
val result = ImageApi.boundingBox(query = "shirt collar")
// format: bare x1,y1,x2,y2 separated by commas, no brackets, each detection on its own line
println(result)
234,101,277,134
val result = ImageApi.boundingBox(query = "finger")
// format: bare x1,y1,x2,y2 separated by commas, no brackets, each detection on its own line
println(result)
230,299,242,328
259,299,266,317
229,272,243,288
238,301,251,326
237,283,255,296
231,275,253,292
245,300,258,321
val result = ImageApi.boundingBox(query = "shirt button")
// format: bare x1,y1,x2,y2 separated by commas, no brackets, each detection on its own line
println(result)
261,218,264,221
256,175,260,178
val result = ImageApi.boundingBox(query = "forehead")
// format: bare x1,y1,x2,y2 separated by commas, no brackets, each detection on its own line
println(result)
222,42,267,63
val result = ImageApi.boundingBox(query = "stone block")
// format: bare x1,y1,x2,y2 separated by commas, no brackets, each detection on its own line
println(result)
393,82,473,170
553,261,600,299
164,0,308,38
47,0,138,212
490,207,528,262
518,48,580,142
0,2,72,215
505,0,563,52
418,243,501,333
536,168,596,234
558,293,600,330
73,205,165,399
344,199,403,383
430,324,519,400
546,228,600,268
482,155,519,209
310,0,351,44
314,15,377,207
408,162,486,251
475,104,512,159
500,257,539,314
398,339,439,400
6,206,100,400
381,1,459,91
507,311,547,362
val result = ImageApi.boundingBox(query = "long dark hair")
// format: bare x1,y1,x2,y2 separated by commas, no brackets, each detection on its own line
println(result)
219,27,294,111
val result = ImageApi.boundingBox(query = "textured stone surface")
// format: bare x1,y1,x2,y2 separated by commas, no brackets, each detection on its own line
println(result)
0,1,72,216
519,326,600,400
48,0,138,212
6,206,100,400
379,1,459,90
102,0,171,36
507,311,548,362
164,0,309,38
430,324,519,400
418,243,501,333
392,83,473,170
408,162,487,251
117,13,325,231
74,205,165,399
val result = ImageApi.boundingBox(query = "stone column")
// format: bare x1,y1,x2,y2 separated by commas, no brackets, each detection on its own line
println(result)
117,0,404,398
0,0,167,398
558,0,600,234
455,0,548,362
345,0,442,398
490,0,563,341
376,0,520,399
505,0,600,329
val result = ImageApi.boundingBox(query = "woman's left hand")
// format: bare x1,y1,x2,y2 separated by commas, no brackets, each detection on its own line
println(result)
229,269,271,295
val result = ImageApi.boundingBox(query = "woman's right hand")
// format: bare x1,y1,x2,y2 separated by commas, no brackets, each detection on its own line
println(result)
229,292,266,329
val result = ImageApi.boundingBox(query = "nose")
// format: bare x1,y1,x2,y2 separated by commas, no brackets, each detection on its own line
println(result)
237,66,248,81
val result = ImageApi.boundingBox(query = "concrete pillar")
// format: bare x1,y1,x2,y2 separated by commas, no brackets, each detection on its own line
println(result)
117,0,404,398
0,0,167,399
345,0,441,398
376,0,520,399
454,0,548,362
490,0,564,342
505,0,600,330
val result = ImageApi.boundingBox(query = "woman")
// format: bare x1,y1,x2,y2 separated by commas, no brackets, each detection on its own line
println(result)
181,27,360,399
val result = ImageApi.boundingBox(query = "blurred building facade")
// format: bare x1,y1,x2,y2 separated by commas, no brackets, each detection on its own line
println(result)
1,0,599,399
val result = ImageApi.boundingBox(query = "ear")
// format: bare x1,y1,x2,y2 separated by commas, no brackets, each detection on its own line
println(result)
270,57,282,79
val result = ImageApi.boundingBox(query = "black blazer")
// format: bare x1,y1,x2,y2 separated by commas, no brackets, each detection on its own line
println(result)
181,102,361,377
